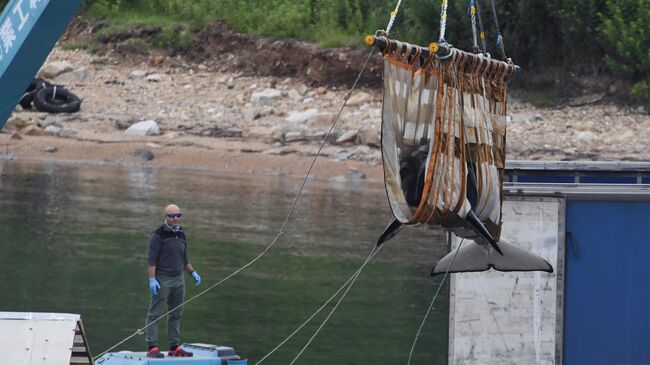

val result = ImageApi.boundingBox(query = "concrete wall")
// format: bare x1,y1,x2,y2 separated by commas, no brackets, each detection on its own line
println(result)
448,196,564,365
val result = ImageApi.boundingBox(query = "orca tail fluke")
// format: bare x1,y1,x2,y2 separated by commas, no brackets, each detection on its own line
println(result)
376,217,404,247
465,210,503,255
431,239,554,276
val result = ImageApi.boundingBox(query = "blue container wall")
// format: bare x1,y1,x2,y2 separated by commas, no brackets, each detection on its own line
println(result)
565,201,650,364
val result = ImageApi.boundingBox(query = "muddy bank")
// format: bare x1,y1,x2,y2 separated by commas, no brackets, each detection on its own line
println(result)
2,31,649,180
0,131,384,183
65,18,383,88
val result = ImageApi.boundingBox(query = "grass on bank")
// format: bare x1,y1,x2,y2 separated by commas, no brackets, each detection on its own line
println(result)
78,0,649,105
78,7,196,53
82,0,377,49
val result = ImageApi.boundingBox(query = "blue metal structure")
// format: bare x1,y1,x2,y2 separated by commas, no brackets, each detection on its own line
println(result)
96,343,247,365
506,160,650,185
504,161,650,365
0,0,82,129
565,201,650,364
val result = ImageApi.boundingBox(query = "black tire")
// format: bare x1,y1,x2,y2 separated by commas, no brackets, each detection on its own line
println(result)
33,86,81,113
19,78,53,109
26,78,52,93
19,91,35,109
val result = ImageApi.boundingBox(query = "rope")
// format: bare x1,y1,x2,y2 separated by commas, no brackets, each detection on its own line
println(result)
254,6,406,358
438,0,450,43
474,0,488,55
468,0,480,53
93,48,378,362
479,280,510,352
385,0,403,35
406,238,464,365
255,244,383,364
489,0,509,61
288,245,382,364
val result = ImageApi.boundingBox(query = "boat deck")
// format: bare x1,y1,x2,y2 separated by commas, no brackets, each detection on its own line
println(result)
95,344,246,365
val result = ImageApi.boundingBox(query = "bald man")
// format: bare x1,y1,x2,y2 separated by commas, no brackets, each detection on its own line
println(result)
145,204,201,358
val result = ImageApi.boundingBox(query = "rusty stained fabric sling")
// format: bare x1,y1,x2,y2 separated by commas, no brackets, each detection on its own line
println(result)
381,40,516,243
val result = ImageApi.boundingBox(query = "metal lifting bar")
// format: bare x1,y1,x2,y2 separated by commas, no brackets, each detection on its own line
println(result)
364,34,520,75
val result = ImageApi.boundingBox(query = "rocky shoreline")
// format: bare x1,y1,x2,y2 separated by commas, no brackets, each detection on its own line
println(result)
1,46,649,182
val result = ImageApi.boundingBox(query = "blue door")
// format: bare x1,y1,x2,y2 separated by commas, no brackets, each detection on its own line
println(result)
565,201,650,364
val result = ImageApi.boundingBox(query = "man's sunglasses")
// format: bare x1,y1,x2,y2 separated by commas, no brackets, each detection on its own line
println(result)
166,213,182,218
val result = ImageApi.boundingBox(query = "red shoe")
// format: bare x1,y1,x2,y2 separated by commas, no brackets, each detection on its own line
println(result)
147,346,164,358
168,346,193,357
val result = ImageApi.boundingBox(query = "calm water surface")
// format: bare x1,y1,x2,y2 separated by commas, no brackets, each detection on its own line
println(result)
0,160,449,364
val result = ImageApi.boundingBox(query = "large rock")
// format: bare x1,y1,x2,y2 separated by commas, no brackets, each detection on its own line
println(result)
356,126,380,147
336,130,358,144
146,74,163,82
51,68,92,85
293,82,308,95
575,131,595,143
125,120,160,136
347,91,374,106
250,88,282,104
40,116,60,128
134,149,155,160
287,89,302,101
130,70,147,79
44,125,62,136
286,108,318,124
4,116,30,131
22,125,44,136
284,131,305,142
307,112,336,128
38,61,73,78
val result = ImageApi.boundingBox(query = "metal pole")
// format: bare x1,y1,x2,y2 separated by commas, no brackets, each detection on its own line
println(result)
364,34,520,74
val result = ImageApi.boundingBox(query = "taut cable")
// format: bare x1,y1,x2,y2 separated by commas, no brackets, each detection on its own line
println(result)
93,48,378,362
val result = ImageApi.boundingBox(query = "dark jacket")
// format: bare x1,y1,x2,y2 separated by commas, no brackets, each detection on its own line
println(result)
147,225,189,276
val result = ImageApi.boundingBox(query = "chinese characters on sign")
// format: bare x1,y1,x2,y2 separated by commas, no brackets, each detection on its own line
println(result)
0,18,15,60
0,0,46,63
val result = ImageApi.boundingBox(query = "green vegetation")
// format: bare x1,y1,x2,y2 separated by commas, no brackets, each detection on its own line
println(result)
79,0,648,86
630,81,649,102
3,0,648,93
60,40,93,52
599,0,650,79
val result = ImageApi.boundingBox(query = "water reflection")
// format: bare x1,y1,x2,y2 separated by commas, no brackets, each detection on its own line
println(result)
125,166,157,214
0,160,450,364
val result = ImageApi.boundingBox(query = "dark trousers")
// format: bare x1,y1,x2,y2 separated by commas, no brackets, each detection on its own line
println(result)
145,274,185,348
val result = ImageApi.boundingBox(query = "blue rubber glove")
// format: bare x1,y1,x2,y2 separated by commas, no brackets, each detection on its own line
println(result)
149,278,160,295
191,271,201,286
